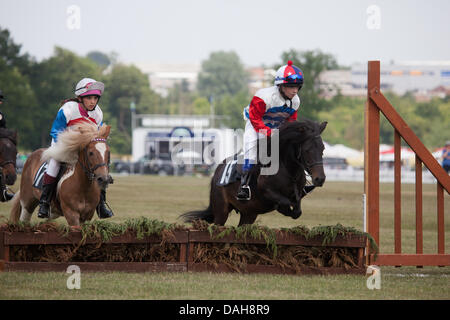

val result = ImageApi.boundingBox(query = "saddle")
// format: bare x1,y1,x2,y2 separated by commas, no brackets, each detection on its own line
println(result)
217,153,248,187
33,162,68,189
217,153,260,187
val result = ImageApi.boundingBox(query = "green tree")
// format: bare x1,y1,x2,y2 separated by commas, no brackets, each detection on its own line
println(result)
214,90,251,129
0,59,38,151
0,27,34,75
197,51,249,100
102,63,161,153
192,96,210,115
164,80,194,115
0,28,38,151
87,51,111,69
279,49,339,119
318,96,365,149
29,47,101,147
318,92,450,151
380,93,450,150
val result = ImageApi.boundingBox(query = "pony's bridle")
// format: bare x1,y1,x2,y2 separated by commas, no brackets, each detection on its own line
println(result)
0,159,15,169
78,138,110,181
299,134,323,173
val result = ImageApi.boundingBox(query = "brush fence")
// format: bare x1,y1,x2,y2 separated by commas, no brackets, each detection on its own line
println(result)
0,229,366,275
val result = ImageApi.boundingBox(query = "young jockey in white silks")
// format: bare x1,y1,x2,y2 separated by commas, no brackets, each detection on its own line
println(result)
37,78,113,219
236,60,315,200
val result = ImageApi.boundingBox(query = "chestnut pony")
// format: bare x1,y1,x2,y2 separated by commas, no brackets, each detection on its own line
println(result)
10,122,111,227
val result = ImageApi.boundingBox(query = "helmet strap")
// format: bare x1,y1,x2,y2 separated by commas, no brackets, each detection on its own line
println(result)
278,86,291,101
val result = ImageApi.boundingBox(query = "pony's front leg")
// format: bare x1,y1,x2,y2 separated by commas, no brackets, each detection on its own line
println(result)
262,189,299,218
60,203,81,228
289,200,302,219
289,187,302,219
278,201,302,219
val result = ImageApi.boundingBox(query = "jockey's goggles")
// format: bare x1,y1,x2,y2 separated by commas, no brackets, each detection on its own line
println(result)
275,74,303,85
284,74,303,83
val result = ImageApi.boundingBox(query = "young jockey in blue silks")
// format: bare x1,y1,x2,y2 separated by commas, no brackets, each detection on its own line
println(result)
236,60,314,200
37,78,113,219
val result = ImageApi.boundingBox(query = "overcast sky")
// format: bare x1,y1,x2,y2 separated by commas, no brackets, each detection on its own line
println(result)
1,0,449,68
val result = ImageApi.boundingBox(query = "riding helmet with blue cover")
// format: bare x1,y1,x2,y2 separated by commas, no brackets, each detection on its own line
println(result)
274,60,304,86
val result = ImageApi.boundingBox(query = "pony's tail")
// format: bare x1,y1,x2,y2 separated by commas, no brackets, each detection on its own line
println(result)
179,203,214,224
9,191,21,223
180,175,217,224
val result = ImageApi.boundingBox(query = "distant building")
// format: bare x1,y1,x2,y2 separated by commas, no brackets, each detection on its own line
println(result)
319,70,366,98
351,61,450,96
136,60,450,101
131,114,242,163
319,61,450,100
136,62,278,97
135,62,201,97
247,67,276,94
427,85,450,99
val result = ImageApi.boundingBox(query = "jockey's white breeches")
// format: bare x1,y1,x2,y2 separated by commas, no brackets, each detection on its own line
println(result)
243,120,266,163
46,140,61,178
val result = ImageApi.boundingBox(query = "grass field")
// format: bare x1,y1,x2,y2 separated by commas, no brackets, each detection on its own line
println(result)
0,174,449,300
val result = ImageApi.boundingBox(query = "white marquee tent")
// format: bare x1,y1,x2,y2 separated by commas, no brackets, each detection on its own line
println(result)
323,143,363,158
323,142,444,169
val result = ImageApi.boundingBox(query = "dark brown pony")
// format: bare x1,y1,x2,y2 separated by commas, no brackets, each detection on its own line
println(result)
0,128,18,197
10,122,111,227
181,119,327,226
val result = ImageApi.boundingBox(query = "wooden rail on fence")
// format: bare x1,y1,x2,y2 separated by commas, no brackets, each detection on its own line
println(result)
365,60,450,267
0,230,189,273
188,230,366,275
0,229,367,275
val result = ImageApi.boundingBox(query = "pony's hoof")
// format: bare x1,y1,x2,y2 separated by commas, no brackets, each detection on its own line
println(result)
69,225,82,232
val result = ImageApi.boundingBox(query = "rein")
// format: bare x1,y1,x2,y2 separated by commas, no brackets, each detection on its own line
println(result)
297,134,323,176
78,138,109,181
0,160,15,168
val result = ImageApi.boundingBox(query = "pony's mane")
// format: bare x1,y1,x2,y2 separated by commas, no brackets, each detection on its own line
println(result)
272,119,322,166
42,122,109,165
278,119,319,144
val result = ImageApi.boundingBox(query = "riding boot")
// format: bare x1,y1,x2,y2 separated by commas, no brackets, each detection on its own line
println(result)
301,185,316,198
96,189,114,219
37,181,57,219
236,171,252,201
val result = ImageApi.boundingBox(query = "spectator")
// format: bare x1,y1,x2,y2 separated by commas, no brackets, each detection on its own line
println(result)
442,141,450,174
